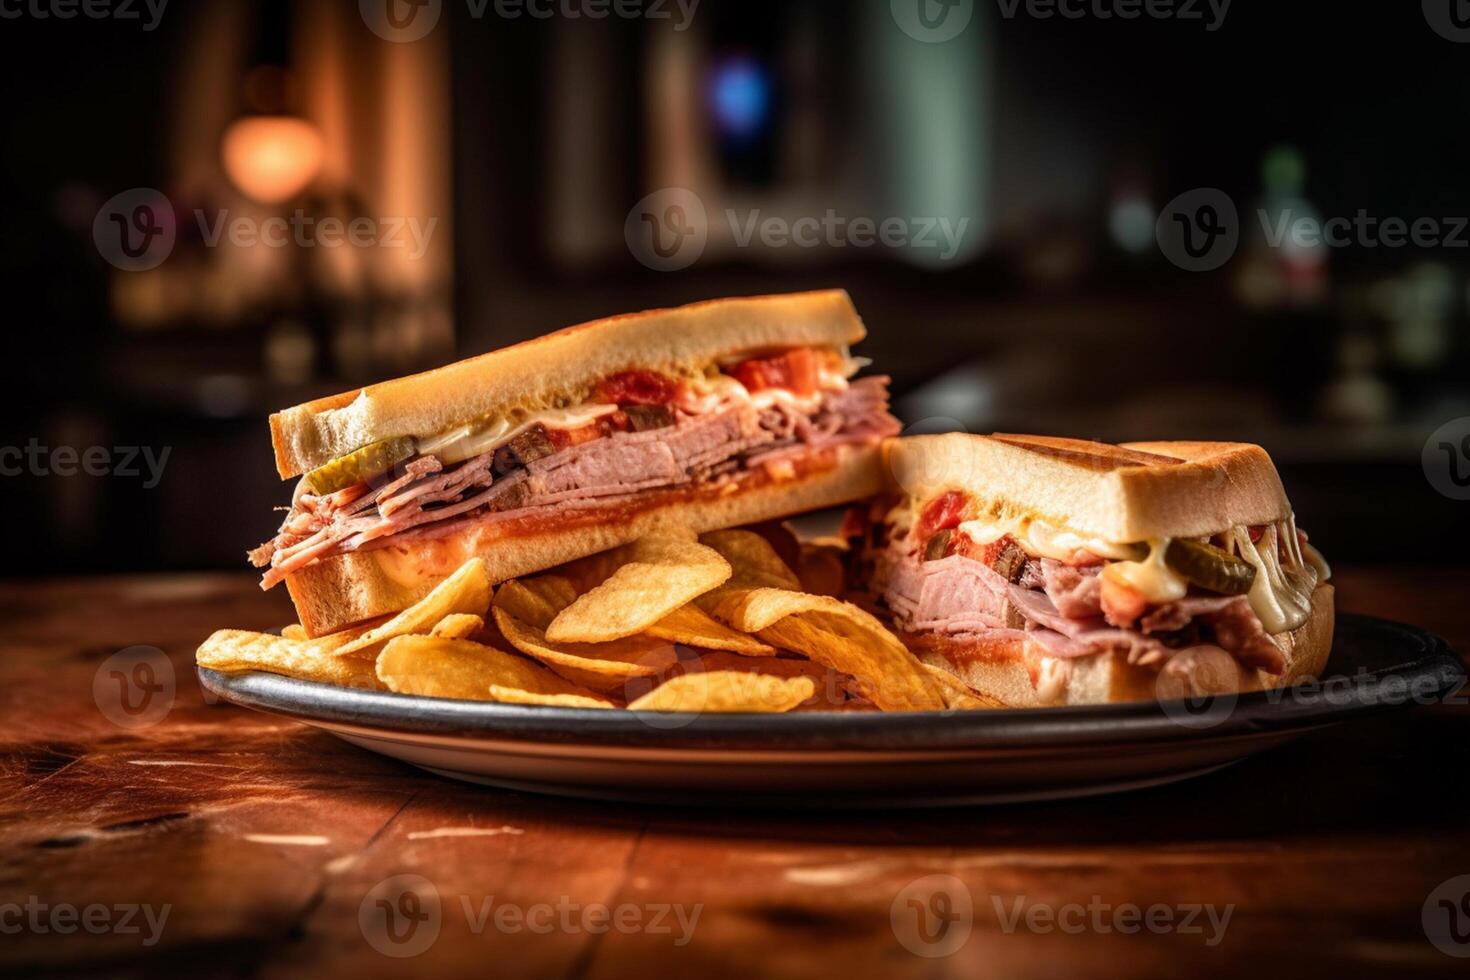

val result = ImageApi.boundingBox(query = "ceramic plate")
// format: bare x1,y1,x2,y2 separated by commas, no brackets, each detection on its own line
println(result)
197,614,1465,807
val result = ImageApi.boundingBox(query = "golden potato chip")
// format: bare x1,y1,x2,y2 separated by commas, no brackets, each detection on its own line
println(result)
796,543,847,598
698,530,802,591
678,651,849,708
493,579,681,693
281,624,308,641
495,575,579,629
644,604,776,656
627,671,814,713
196,630,386,690
545,535,732,644
431,613,485,640
335,558,493,660
722,589,946,711
376,635,611,703
486,686,614,709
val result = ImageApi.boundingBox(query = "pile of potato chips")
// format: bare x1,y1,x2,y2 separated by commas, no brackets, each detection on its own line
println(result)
196,528,995,714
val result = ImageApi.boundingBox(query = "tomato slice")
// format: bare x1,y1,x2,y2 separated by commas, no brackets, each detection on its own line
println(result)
596,371,682,406
917,490,968,539
727,348,820,396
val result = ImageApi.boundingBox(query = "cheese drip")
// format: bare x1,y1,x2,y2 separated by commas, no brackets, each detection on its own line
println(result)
1229,522,1319,634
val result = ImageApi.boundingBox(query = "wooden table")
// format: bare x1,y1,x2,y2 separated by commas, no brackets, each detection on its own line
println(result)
4,569,1468,978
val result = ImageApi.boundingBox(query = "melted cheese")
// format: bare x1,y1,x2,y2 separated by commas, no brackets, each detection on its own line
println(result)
415,403,621,465
1100,539,1189,605
1229,523,1318,634
953,515,1143,563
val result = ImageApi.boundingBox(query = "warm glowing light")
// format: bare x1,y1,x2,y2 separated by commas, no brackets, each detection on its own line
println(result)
221,115,324,204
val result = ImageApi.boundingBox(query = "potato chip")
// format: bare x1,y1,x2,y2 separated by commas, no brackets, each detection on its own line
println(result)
796,543,847,598
376,635,611,703
679,651,849,708
721,589,947,711
196,630,386,690
493,579,681,693
431,613,485,640
644,604,776,656
627,671,814,713
698,530,802,591
334,558,493,660
281,624,308,641
545,534,731,644
486,686,614,709
495,575,579,629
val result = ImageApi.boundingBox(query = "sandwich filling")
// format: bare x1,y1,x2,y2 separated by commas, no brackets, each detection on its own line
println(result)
251,347,899,588
864,489,1330,699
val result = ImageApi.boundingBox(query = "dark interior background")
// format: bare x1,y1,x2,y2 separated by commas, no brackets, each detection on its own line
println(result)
1,0,1467,575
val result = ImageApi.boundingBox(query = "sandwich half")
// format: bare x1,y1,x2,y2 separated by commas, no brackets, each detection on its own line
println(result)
252,290,901,635
862,433,1333,706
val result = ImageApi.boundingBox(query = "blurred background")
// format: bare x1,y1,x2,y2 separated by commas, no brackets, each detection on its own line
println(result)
2,0,1468,574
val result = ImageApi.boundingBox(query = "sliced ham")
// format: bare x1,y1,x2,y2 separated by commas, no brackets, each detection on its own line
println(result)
879,542,1282,676
1039,559,1102,619
253,377,900,586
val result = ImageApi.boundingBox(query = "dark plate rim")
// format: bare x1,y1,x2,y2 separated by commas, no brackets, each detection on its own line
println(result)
197,613,1466,751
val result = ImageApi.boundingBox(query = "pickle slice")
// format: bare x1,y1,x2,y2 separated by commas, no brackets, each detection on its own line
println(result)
304,437,416,495
1163,538,1256,595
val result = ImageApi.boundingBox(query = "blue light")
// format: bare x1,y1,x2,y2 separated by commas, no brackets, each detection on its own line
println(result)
709,57,770,139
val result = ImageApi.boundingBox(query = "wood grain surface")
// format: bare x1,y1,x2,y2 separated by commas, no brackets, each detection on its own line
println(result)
2,569,1468,978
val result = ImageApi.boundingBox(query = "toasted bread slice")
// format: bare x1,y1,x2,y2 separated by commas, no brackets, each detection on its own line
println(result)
884,433,1291,543
271,290,864,479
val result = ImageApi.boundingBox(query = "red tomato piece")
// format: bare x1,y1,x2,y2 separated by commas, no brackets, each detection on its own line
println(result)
917,490,968,538
596,371,681,406
727,348,820,396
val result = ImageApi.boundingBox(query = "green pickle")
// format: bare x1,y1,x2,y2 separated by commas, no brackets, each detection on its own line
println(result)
304,437,416,495
1163,538,1256,595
